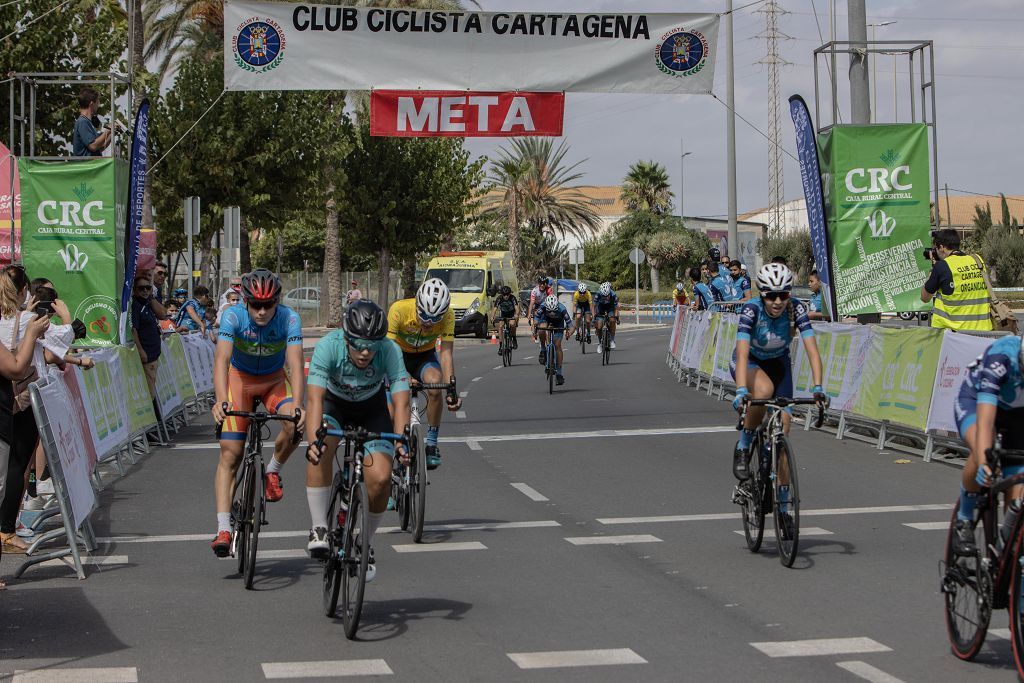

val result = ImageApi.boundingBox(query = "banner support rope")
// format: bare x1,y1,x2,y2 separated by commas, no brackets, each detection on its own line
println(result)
148,88,227,176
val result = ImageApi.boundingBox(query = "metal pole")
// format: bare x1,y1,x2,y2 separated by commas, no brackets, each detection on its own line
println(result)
634,256,640,326
893,54,898,121
849,0,877,325
725,0,738,256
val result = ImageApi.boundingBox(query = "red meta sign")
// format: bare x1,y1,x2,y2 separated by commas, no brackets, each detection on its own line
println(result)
370,90,564,137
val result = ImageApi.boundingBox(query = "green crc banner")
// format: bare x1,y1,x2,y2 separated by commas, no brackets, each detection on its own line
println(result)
19,158,127,346
819,124,933,316
855,326,942,430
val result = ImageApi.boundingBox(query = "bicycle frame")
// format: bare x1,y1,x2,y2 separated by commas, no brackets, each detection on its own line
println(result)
965,454,1024,608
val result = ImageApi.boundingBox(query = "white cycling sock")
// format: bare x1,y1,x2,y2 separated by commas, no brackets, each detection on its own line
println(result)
266,455,283,475
367,511,385,543
306,486,331,530
216,512,231,533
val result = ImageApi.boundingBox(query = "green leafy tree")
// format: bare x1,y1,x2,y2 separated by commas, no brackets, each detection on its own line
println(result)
1,0,126,155
620,160,674,216
646,231,690,292
757,231,814,280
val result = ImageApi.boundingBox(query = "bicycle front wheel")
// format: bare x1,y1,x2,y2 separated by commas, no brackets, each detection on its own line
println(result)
322,475,345,617
410,424,427,543
942,499,992,660
341,482,370,640
243,460,264,589
233,460,253,577
740,449,766,552
772,437,800,567
1010,527,1024,676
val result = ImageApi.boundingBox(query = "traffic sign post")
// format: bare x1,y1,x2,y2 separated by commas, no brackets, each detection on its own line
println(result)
629,247,646,326
568,248,584,281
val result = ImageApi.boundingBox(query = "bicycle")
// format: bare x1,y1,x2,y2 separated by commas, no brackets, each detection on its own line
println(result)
731,397,825,568
391,377,457,543
315,424,408,640
595,315,614,366
539,326,565,394
496,318,514,367
219,400,301,590
941,446,1024,673
575,315,590,354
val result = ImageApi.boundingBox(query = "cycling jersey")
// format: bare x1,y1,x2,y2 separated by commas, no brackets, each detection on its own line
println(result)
809,291,823,313
693,283,714,311
955,335,1024,436
710,275,740,302
534,301,572,329
573,291,593,307
307,330,410,402
736,298,814,360
733,274,751,297
218,303,303,375
176,299,207,331
593,291,619,315
494,294,518,318
717,263,731,279
529,285,552,310
387,298,455,353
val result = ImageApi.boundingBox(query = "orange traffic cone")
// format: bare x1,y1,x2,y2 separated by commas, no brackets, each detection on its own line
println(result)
489,331,498,344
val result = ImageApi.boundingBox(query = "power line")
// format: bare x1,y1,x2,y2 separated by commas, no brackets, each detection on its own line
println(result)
0,0,74,43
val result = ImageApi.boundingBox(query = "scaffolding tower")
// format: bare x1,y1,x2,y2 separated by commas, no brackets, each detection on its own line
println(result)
756,1,792,237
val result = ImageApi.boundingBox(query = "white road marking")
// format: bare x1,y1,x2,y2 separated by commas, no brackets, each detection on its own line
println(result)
751,637,892,658
262,660,393,678
472,376,482,382
100,520,559,545
988,628,1011,640
836,661,907,683
492,365,503,370
218,549,310,561
565,534,661,546
599,504,952,526
507,648,647,669
733,527,833,537
511,483,549,502
456,411,467,419
440,425,734,445
459,391,469,398
38,555,129,568
392,541,486,553
523,356,535,360
467,440,482,451
13,668,138,682
902,521,948,530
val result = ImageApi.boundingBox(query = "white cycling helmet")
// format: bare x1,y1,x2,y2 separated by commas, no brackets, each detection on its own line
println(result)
544,294,559,309
416,278,451,321
756,263,794,293
577,282,588,294
674,281,685,292
599,282,612,296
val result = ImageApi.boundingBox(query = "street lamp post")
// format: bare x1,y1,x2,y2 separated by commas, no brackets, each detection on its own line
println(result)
680,140,692,224
867,20,896,122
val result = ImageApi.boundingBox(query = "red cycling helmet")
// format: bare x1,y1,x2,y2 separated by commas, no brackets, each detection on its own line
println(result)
240,268,282,302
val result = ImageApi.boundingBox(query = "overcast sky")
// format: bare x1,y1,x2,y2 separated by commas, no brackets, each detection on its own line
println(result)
463,0,1024,218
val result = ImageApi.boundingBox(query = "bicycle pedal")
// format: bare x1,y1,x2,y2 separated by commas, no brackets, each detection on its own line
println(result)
261,520,269,526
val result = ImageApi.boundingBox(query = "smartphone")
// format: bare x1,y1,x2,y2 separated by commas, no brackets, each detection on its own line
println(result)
34,301,54,318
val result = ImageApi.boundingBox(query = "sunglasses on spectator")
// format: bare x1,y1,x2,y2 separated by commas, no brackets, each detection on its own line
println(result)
347,338,379,353
247,298,278,311
762,291,791,302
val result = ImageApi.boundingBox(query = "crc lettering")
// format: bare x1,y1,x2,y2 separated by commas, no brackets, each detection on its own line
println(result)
37,200,104,227
844,165,912,194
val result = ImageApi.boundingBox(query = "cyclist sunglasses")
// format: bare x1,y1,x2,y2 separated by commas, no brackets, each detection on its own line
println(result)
247,298,279,311
417,312,444,325
762,291,791,302
347,338,380,353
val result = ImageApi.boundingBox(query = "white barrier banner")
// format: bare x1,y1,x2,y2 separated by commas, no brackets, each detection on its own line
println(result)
155,339,183,416
712,313,738,382
682,309,709,369
35,377,96,528
793,323,872,412
926,331,992,433
77,347,129,458
224,2,720,95
669,306,685,359
181,334,215,394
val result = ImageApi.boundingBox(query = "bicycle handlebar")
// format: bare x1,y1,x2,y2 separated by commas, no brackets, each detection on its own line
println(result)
986,447,1024,469
218,403,303,444
409,376,458,403
736,396,828,430
309,423,408,463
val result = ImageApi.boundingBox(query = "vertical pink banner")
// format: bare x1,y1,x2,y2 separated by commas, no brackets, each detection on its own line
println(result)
0,142,20,264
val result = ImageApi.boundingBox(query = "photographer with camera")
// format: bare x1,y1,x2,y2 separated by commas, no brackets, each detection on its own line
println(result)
920,228,992,332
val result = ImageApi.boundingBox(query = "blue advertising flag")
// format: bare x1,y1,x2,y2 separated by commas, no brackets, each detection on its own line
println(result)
120,99,150,343
788,94,835,320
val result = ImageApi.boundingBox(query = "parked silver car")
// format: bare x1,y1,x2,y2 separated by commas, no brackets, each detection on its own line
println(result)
282,287,321,312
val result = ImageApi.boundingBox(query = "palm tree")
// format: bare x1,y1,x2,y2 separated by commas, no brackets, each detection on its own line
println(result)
621,160,674,216
481,138,601,284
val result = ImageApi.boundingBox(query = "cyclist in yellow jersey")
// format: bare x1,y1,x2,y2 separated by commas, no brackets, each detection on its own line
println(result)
572,282,593,344
387,278,462,469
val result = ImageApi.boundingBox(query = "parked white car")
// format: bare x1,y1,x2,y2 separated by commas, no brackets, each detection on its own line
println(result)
282,287,321,312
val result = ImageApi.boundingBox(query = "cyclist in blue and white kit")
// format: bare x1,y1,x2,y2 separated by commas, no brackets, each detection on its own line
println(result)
951,334,1024,554
303,301,410,579
534,294,574,385
209,269,305,557
593,282,620,353
730,263,826,481
709,260,740,302
689,267,714,311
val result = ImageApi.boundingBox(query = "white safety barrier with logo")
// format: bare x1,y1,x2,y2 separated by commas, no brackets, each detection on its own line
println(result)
666,307,1008,462
21,332,216,579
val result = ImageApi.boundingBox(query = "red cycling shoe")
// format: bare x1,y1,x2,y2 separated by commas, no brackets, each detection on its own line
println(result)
211,531,231,557
265,472,284,502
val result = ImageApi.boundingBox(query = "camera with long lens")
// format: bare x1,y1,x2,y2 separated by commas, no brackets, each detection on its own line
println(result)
923,247,938,260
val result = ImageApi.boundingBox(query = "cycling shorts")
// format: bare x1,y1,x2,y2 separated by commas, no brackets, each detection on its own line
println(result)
956,400,1024,447
221,368,293,442
402,349,441,382
730,351,793,402
537,324,565,341
575,302,591,314
322,386,395,457
594,308,617,319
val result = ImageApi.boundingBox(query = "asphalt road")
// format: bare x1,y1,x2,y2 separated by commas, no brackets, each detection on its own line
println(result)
0,327,1013,682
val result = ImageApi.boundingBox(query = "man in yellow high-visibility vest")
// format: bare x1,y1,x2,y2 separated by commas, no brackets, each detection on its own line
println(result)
921,229,992,331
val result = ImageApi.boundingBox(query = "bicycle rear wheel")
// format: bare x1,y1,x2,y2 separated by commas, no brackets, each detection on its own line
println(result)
410,424,427,543
233,458,253,576
322,474,345,617
547,348,554,394
1010,527,1024,677
243,460,264,589
395,460,411,531
772,436,800,568
341,482,370,640
579,324,586,354
942,500,992,660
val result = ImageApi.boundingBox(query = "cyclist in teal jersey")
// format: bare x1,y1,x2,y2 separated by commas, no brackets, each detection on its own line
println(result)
303,301,410,580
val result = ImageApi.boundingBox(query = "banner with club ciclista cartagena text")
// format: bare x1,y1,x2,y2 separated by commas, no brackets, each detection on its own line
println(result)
818,124,933,317
224,3,720,95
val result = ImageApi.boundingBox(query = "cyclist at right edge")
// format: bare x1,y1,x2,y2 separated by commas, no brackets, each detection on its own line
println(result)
730,263,826,482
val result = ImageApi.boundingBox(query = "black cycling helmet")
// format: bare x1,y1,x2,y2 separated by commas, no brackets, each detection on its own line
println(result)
500,285,512,296
240,268,282,302
708,247,721,261
343,300,388,341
